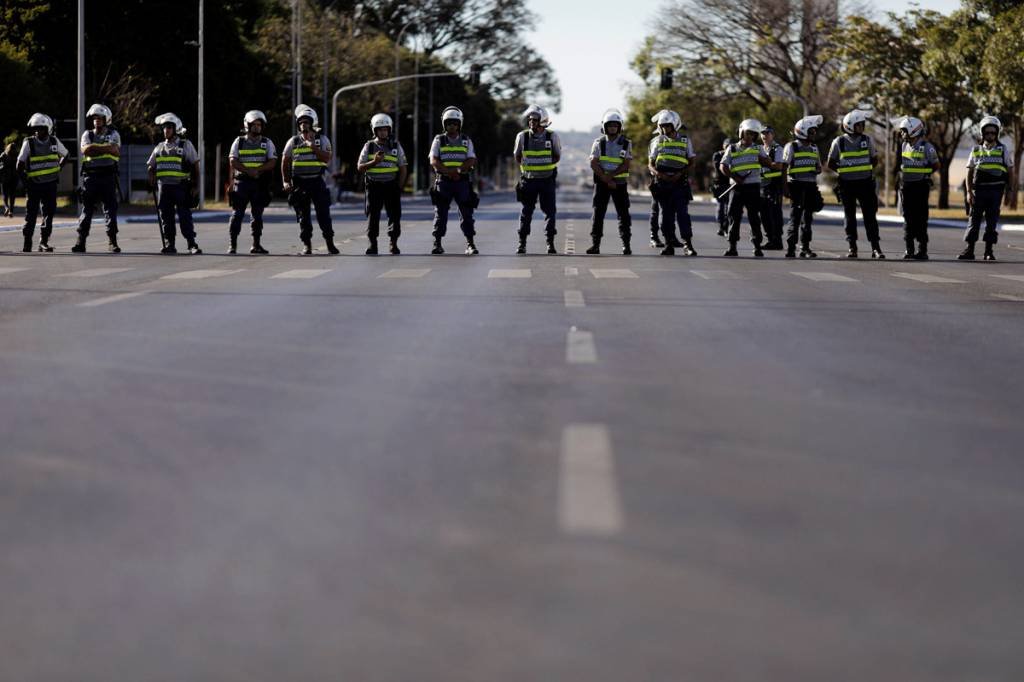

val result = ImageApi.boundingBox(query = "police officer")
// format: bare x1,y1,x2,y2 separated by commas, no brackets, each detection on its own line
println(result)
759,125,785,250
827,110,884,259
227,110,276,254
147,113,202,254
959,115,1013,261
75,104,121,253
429,106,479,255
719,119,773,257
513,105,560,255
648,110,697,256
896,116,940,260
781,115,824,258
282,104,338,255
711,138,732,237
586,109,632,255
646,110,669,249
16,113,68,253
357,113,407,255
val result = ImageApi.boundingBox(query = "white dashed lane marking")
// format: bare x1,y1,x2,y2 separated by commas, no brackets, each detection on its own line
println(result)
377,268,431,279
891,272,966,284
488,269,532,279
56,268,134,278
990,274,1024,283
566,326,597,364
564,266,579,277
691,270,743,280
791,272,859,282
559,423,623,536
991,293,1024,302
159,269,246,280
564,290,586,308
0,267,30,275
77,291,150,308
590,268,638,279
270,269,332,279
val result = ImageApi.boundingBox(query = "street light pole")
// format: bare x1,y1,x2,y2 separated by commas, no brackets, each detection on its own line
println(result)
77,0,85,190
198,0,205,208
412,38,421,192
394,20,414,141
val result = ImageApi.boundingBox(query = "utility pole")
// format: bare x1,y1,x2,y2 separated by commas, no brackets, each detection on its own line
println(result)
198,0,205,208
77,0,85,193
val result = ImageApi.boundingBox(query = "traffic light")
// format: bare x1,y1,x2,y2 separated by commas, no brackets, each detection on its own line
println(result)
469,64,482,87
660,67,673,90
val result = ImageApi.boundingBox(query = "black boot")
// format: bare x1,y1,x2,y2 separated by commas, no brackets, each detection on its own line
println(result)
300,238,313,255
660,243,674,255
546,237,557,255
753,245,764,257
228,234,238,254
846,243,858,258
984,245,996,261
22,235,32,253
71,238,86,253
799,245,817,258
325,237,340,255
903,239,916,259
585,237,601,255
650,232,664,248
39,240,54,252
723,242,738,257
161,239,177,254
250,236,268,254
785,245,796,258
431,238,444,255
465,239,479,255
389,238,400,255
107,235,120,253
516,236,527,255
622,238,632,255
871,242,885,259
957,244,975,260
682,240,697,256
366,238,379,255
913,244,928,260
187,241,202,255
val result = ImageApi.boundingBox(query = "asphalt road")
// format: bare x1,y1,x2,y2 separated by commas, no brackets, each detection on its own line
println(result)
1,189,1023,681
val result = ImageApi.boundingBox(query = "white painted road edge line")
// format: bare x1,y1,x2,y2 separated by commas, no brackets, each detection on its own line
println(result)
559,423,623,536
77,291,150,308
566,326,597,364
564,290,586,308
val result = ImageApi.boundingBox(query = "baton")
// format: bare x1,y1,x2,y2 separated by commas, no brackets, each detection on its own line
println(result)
716,182,739,201
151,188,167,250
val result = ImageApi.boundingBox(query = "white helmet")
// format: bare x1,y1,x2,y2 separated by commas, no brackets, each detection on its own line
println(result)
652,109,681,130
370,113,393,133
722,137,733,150
738,118,762,136
27,113,54,131
155,112,184,132
87,103,112,124
601,108,624,134
978,115,1001,134
897,115,925,139
441,106,464,127
842,110,869,134
522,104,550,128
294,104,319,128
243,110,267,129
793,114,823,140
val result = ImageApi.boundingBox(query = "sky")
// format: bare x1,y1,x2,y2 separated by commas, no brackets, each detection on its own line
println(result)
524,0,964,132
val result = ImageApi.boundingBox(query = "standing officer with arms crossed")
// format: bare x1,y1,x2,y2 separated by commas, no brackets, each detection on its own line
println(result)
147,113,202,254
711,138,732,237
429,106,479,255
17,113,67,253
827,110,884,259
282,104,339,255
74,104,121,253
586,109,632,255
357,113,407,255
648,109,697,256
959,116,1013,261
513,105,560,255
758,125,785,250
781,115,823,258
896,116,939,260
719,119,773,257
227,110,276,254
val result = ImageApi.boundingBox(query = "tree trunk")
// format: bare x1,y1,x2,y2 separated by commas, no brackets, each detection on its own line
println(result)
938,157,951,209
1010,117,1023,209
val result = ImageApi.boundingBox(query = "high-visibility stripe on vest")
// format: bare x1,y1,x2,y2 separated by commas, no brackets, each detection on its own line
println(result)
900,140,936,181
519,130,557,179
729,146,762,175
835,135,874,180
290,135,328,177
26,137,61,183
365,138,401,181
971,146,1008,185
437,135,470,171
597,135,630,181
82,130,118,173
652,135,690,170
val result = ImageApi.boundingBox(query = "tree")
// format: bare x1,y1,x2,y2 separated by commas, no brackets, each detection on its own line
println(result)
977,4,1024,207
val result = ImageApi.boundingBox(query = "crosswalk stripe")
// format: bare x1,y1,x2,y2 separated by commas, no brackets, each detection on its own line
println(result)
378,268,431,279
56,267,134,278
77,291,150,308
590,268,638,279
691,270,742,280
159,269,246,280
271,269,332,279
566,327,597,364
892,272,966,284
791,272,859,282
488,269,532,278
990,275,1024,283
564,290,586,308
0,267,29,275
559,423,623,536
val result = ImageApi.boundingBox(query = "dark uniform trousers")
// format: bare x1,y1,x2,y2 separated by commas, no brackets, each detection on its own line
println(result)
651,180,693,243
23,182,58,242
518,176,557,238
591,182,631,240
366,180,402,240
432,177,476,239
229,177,268,239
786,182,815,248
292,176,334,242
727,184,763,245
78,172,119,240
964,185,1005,245
839,178,880,244
759,185,784,243
157,184,197,245
714,185,730,232
899,181,931,246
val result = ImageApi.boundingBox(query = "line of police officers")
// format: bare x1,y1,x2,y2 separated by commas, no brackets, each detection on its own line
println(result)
11,104,1014,261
